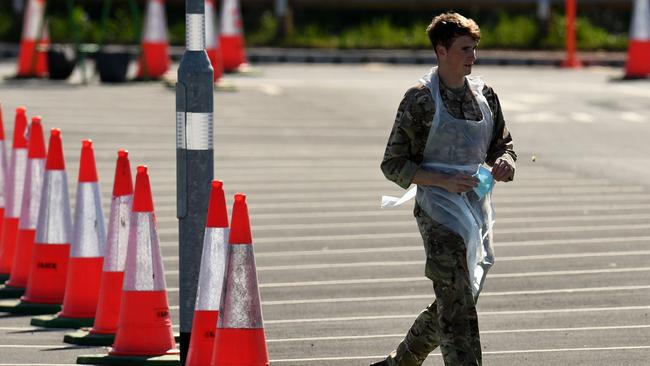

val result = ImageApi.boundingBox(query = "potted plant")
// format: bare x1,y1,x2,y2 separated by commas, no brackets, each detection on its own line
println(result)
94,0,140,83
46,1,90,80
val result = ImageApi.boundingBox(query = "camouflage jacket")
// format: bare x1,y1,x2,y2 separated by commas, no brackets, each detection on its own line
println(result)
381,79,517,189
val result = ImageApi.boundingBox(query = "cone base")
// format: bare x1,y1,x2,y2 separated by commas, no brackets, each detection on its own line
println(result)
31,313,94,328
64,330,182,347
64,329,115,346
0,273,9,282
0,284,25,299
77,353,180,366
0,298,61,315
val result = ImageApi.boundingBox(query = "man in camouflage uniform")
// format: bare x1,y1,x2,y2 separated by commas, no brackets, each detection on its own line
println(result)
373,12,516,366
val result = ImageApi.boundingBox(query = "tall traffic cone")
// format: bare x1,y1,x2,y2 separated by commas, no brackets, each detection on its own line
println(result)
624,0,650,79
16,0,49,78
0,107,29,282
77,166,179,365
0,103,8,276
220,0,248,72
186,180,229,366
211,193,269,366
0,116,46,298
32,139,106,328
0,128,71,315
206,0,223,82
137,0,171,79
64,150,133,346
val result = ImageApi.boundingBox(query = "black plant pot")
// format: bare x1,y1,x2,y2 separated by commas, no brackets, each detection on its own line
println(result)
47,44,76,80
95,46,133,83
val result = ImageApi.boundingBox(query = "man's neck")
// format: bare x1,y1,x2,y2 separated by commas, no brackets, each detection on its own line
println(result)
437,65,465,89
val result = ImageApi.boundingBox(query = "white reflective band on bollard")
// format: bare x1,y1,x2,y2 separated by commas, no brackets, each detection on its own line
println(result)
123,212,167,291
18,158,45,230
103,195,132,272
36,170,72,244
218,244,264,329
23,0,44,40
71,182,106,258
195,227,229,311
143,0,168,42
186,14,206,51
176,112,213,150
6,149,29,218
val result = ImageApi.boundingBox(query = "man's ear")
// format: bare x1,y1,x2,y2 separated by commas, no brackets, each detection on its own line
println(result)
435,44,447,57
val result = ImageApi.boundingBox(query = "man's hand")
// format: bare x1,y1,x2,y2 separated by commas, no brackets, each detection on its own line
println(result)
441,173,479,193
492,159,514,182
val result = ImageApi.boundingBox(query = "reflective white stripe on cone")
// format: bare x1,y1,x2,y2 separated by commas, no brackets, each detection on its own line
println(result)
186,180,229,366
110,165,178,356
17,0,48,77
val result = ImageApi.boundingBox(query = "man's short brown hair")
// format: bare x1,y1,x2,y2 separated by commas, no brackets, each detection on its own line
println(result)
426,12,481,53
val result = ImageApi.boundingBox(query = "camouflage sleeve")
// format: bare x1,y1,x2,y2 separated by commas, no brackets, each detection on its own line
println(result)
483,86,517,170
380,86,434,189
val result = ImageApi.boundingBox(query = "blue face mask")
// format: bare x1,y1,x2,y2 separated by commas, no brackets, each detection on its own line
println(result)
473,166,495,199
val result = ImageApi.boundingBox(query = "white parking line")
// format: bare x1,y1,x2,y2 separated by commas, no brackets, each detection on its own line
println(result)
264,305,650,324
268,324,650,342
259,285,650,306
269,346,650,362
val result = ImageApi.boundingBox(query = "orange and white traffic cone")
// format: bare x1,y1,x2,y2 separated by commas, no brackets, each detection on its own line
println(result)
220,0,248,72
0,103,8,276
16,0,48,78
0,116,46,298
624,0,650,79
211,193,269,366
0,128,71,315
32,139,106,328
64,149,133,346
0,107,29,282
137,0,171,79
206,0,223,82
77,166,179,365
186,180,229,366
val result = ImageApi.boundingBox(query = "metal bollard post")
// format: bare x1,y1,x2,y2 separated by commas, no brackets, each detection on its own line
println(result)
176,0,214,364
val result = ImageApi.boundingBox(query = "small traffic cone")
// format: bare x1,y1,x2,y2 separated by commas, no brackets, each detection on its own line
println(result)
206,0,224,82
211,193,269,366
186,180,229,366
64,150,132,346
32,140,106,328
0,103,8,277
0,116,46,299
16,0,48,78
137,0,171,79
0,128,71,315
77,166,179,365
220,0,249,72
0,107,29,282
624,0,650,79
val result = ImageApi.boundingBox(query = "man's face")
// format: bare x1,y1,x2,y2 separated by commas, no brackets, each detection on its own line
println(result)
437,35,478,77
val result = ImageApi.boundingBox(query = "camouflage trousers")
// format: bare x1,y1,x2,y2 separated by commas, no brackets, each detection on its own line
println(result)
385,205,482,366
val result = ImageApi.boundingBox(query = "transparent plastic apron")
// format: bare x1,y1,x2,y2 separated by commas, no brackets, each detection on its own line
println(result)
383,67,495,297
